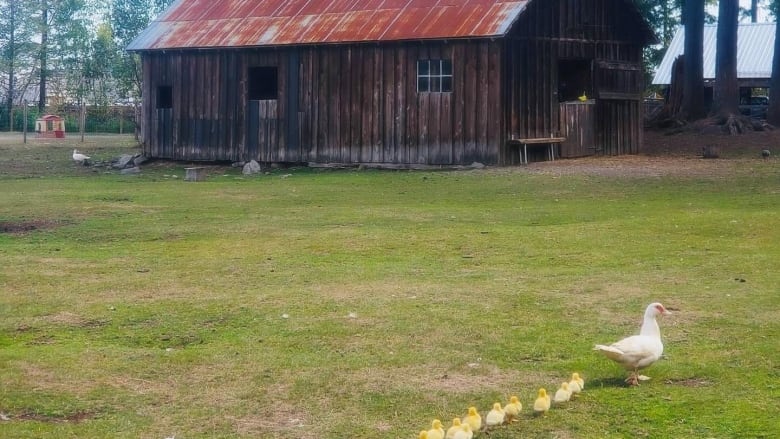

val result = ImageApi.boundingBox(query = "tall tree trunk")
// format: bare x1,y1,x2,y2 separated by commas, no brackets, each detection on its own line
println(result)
6,0,16,131
680,0,706,121
38,5,48,113
751,0,758,23
711,0,739,119
767,3,780,125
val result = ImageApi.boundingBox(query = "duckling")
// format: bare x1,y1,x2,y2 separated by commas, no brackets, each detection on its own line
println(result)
427,419,445,439
553,382,572,404
419,430,429,439
462,406,481,432
446,418,462,439
452,424,473,439
578,91,588,102
572,372,585,389
533,388,551,416
568,372,584,395
485,402,506,427
503,395,522,423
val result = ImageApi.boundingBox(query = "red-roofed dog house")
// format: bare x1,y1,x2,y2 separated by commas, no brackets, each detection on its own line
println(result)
35,115,66,138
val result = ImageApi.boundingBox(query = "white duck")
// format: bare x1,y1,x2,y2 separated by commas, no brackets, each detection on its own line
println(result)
72,149,90,164
594,302,671,386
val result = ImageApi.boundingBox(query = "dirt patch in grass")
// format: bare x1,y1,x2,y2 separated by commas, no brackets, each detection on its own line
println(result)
664,377,713,387
38,311,109,329
15,411,95,423
0,219,68,234
511,129,778,178
357,364,548,396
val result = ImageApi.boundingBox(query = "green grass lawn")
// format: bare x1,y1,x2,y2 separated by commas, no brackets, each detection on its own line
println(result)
1,135,778,438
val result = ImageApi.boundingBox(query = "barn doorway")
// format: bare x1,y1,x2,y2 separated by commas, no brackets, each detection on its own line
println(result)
558,59,595,157
247,66,279,161
558,59,591,102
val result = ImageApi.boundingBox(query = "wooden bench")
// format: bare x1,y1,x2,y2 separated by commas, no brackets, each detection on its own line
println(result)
509,137,566,164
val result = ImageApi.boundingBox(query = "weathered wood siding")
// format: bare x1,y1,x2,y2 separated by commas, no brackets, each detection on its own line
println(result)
139,40,504,165
558,101,596,157
506,0,646,159
137,0,650,165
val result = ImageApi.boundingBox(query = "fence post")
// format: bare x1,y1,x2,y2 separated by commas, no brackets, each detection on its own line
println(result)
80,103,86,143
23,102,28,143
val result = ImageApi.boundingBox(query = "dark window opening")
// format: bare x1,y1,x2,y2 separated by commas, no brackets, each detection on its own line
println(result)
558,60,591,102
157,86,172,109
417,59,453,93
249,66,278,100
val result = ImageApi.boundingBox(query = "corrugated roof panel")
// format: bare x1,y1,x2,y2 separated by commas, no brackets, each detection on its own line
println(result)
163,0,216,21
410,6,452,38
298,14,346,44
652,23,774,84
239,17,281,46
204,0,265,20
297,0,334,16
451,3,491,37
197,19,245,48
379,7,436,41
374,0,408,8
128,0,531,51
326,10,379,42
255,17,295,45
249,0,290,17
325,0,361,14
483,2,525,35
275,1,308,17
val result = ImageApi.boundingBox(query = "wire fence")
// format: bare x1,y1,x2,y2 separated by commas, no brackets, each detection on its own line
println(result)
0,105,138,135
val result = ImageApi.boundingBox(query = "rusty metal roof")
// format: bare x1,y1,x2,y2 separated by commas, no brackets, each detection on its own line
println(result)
127,0,530,51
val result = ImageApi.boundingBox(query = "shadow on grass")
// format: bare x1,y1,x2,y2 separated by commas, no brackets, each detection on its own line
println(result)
587,377,631,388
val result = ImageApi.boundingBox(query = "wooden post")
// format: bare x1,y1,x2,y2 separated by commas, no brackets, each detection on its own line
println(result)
80,103,86,143
23,101,27,143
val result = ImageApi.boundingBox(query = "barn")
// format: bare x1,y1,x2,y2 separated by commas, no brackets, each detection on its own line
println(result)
128,0,655,166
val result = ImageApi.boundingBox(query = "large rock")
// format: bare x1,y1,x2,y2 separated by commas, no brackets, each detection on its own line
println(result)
113,154,135,169
242,160,262,175
133,155,149,167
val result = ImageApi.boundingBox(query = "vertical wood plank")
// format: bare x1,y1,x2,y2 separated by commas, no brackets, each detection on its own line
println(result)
350,47,363,162
361,47,374,162
383,47,396,163
405,45,419,164
463,42,477,163
452,43,465,164
372,48,383,163
340,47,352,163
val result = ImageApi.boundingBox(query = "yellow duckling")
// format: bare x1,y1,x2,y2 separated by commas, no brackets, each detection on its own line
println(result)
503,395,522,423
578,91,588,102
419,430,429,439
452,424,473,439
553,382,572,404
571,372,585,391
533,388,551,416
446,418,462,439
462,406,481,432
427,419,445,439
485,402,506,427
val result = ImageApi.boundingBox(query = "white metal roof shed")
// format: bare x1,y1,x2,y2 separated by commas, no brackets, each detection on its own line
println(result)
652,23,775,86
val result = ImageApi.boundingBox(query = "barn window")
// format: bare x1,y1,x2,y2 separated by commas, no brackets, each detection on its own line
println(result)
249,66,278,100
156,86,172,109
417,59,453,93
